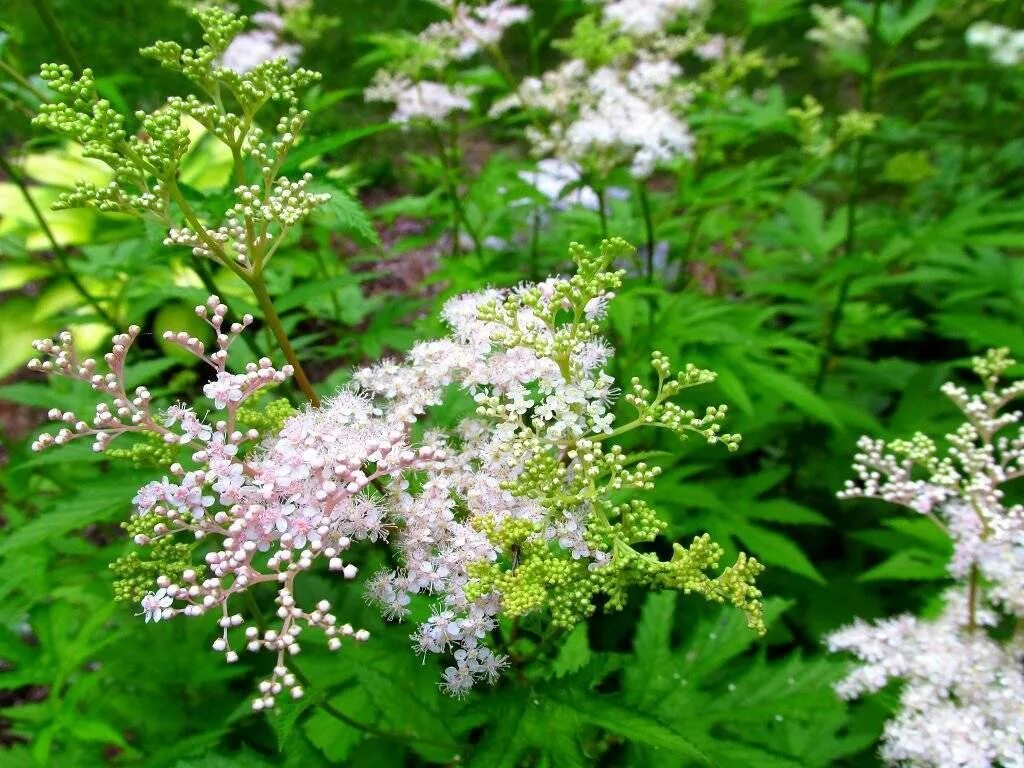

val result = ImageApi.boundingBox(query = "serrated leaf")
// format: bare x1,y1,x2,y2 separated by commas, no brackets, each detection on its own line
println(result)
310,183,380,245
551,624,591,678
857,549,949,582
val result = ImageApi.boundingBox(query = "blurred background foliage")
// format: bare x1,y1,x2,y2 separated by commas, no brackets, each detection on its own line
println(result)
1,0,1023,765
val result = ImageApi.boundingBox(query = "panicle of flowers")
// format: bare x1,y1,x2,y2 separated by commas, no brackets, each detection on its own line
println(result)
420,0,532,63
828,348,1024,767
364,0,530,127
358,237,760,695
493,2,764,181
29,238,763,704
29,295,382,710
365,72,478,126
33,8,326,276
966,21,1024,68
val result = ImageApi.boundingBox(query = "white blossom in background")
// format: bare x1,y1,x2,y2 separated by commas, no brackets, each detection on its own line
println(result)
421,0,532,62
507,57,695,179
518,158,602,210
966,21,1024,67
489,0,739,181
366,0,530,124
806,4,868,57
365,72,476,125
828,349,1024,768
598,0,705,38
220,0,305,73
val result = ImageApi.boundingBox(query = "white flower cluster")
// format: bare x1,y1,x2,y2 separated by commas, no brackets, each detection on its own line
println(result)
31,240,743,704
364,0,530,126
500,59,695,179
806,4,868,57
365,72,477,125
829,349,1024,768
599,0,704,38
494,3,709,179
828,595,1024,768
420,0,531,62
221,0,305,74
966,21,1024,67
518,158,603,211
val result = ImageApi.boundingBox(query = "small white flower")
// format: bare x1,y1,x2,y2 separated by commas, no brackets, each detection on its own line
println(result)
139,588,173,623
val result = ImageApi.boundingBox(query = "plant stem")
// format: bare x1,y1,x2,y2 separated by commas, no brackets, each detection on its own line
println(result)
168,183,318,405
813,0,883,394
0,154,115,325
529,208,541,281
30,0,81,72
428,124,482,257
248,275,320,407
673,209,704,291
0,58,47,102
595,186,608,238
638,184,656,283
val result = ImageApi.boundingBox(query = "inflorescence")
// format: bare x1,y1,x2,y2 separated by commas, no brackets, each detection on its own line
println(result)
829,349,1024,767
30,239,763,707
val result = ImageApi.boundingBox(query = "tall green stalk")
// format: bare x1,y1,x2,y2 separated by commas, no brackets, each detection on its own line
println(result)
30,0,81,72
813,0,884,394
429,124,482,258
168,183,320,406
638,184,657,283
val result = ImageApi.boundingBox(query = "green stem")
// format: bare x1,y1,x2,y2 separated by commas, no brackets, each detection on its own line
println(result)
638,184,656,283
428,124,482,258
1,154,115,325
673,209,704,291
168,183,318,405
813,0,883,394
0,58,47,101
595,186,608,238
528,208,541,281
30,0,81,72
248,275,320,407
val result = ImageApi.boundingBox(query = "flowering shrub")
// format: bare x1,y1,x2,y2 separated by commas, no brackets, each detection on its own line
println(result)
3,0,1024,765
829,349,1024,767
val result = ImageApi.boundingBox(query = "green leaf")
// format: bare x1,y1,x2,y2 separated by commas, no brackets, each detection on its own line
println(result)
310,183,380,245
732,522,826,584
857,549,949,582
551,624,592,678
551,687,712,765
744,362,842,428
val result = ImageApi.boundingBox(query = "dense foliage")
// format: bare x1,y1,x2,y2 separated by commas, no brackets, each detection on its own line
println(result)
1,1,1022,766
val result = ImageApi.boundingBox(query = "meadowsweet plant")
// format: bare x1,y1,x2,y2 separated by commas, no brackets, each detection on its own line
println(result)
492,0,773,185
966,21,1024,67
827,349,1024,767
32,8,327,404
364,0,530,125
482,0,780,278
28,237,764,707
363,0,532,257
806,4,868,61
